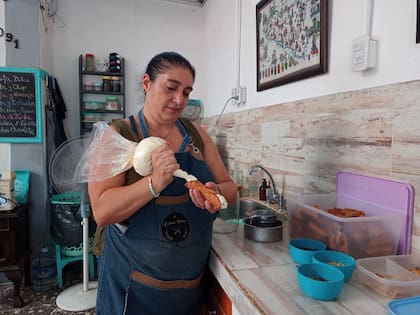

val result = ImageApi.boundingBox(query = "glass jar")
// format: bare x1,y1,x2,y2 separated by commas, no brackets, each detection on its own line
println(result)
111,76,121,92
85,53,95,72
102,76,111,92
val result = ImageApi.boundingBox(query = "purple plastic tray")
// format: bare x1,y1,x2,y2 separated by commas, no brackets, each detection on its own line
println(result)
336,171,414,255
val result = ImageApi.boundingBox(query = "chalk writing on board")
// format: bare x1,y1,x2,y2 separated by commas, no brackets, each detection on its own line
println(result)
0,72,37,138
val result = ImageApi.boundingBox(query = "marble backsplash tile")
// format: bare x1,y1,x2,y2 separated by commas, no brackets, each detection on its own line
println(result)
202,79,420,252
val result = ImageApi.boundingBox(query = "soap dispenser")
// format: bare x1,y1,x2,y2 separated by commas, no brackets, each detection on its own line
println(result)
259,178,267,201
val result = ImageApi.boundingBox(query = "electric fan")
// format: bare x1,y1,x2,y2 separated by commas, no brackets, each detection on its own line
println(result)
48,136,98,311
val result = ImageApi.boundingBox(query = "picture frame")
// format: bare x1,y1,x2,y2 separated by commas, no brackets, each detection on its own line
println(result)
256,0,329,91
417,0,420,43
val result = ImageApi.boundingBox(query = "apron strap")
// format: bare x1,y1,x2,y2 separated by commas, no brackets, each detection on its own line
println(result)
138,109,192,153
176,119,192,152
138,109,149,138
128,114,139,136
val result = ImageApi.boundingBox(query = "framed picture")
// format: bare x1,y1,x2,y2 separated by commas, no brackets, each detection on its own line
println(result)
256,0,329,91
417,0,420,43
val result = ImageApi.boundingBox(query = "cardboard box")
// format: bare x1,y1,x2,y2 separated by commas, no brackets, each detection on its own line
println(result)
0,170,17,211
287,193,403,259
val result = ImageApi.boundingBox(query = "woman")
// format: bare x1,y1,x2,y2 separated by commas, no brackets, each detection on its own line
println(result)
89,51,237,315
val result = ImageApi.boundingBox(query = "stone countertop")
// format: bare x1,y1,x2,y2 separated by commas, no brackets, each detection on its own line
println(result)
209,217,393,315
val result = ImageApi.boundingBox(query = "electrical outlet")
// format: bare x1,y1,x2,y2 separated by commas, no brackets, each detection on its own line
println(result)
351,35,377,72
231,86,246,105
239,86,246,105
231,87,239,105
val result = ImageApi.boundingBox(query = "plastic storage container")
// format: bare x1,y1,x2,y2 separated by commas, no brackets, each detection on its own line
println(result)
388,296,420,315
84,100,105,110
84,113,104,121
32,246,57,292
106,96,119,110
356,254,420,298
84,82,93,91
288,193,403,259
93,82,102,91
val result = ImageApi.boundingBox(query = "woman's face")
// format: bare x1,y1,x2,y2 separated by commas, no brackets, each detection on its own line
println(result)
142,66,194,122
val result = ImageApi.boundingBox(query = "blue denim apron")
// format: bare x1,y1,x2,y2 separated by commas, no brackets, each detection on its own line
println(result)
96,111,217,315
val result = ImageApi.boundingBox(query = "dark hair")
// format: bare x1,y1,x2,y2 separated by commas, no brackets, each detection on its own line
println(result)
145,51,196,82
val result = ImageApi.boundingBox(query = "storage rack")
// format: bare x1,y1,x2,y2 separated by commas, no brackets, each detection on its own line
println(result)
78,54,126,135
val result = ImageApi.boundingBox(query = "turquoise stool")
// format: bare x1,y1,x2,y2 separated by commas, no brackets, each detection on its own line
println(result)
55,241,95,288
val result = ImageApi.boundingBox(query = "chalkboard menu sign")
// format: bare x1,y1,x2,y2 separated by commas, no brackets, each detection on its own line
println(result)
0,68,44,143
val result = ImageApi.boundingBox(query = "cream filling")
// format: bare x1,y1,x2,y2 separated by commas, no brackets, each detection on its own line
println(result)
217,194,228,209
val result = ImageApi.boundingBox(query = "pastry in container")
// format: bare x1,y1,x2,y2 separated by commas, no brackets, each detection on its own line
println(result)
356,254,420,298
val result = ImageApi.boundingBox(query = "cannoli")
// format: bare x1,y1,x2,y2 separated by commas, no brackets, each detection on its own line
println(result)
307,221,329,239
185,180,227,210
327,207,365,217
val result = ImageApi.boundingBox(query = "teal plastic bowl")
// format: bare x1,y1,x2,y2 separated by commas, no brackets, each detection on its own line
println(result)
312,250,356,282
297,263,344,301
289,238,327,265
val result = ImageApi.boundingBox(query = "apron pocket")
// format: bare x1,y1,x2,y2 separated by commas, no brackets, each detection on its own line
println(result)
125,270,203,315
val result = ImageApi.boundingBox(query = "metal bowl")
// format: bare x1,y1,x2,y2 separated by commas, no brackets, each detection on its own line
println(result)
248,209,278,224
243,217,284,243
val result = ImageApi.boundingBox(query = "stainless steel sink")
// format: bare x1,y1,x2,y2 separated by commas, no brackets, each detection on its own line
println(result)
239,198,274,218
213,198,279,234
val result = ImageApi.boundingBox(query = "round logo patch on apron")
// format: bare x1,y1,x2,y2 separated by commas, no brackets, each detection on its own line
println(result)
162,213,189,242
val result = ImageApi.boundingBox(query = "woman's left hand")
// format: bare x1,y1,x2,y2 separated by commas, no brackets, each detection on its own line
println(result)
188,181,219,214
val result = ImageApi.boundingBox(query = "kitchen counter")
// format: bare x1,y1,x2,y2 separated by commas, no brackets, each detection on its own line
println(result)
209,206,393,315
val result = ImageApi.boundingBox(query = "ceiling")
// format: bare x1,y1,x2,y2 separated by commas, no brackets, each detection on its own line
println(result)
161,0,207,7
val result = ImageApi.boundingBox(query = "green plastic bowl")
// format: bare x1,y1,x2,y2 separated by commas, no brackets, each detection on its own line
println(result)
289,238,327,265
297,263,344,301
312,250,356,282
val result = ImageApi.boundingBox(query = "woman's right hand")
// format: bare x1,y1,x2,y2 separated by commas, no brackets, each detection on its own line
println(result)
149,142,180,193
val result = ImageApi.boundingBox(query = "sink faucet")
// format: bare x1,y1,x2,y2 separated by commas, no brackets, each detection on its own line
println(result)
248,164,285,208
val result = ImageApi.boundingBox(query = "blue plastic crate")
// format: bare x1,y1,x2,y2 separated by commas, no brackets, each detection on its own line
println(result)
50,191,81,205
14,170,30,204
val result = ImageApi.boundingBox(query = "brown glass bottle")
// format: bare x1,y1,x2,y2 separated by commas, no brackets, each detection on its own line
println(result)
259,178,267,201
